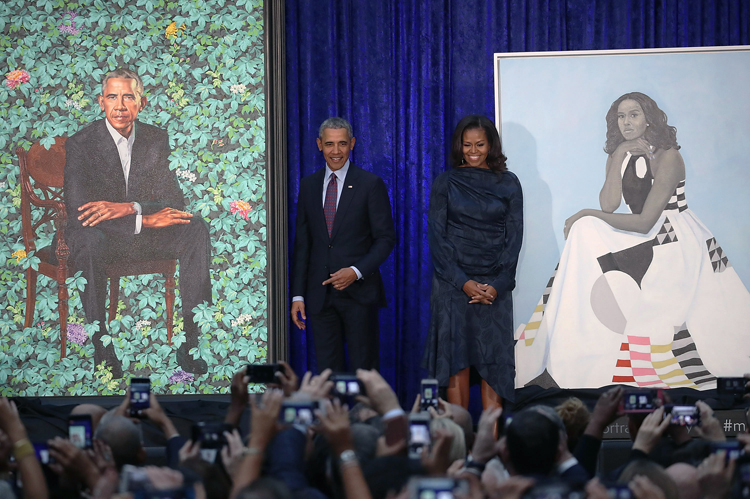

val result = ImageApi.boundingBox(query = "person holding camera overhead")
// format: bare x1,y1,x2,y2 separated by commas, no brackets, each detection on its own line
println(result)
422,115,523,410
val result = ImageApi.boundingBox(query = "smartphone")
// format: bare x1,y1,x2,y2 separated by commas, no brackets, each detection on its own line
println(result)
603,484,633,499
717,377,748,395
712,441,745,462
278,400,321,426
408,413,432,459
407,477,469,499
33,442,55,465
665,405,700,426
330,374,365,397
68,414,93,449
246,363,283,384
522,482,584,499
420,379,439,411
191,422,232,463
384,414,408,446
621,389,658,413
129,377,151,417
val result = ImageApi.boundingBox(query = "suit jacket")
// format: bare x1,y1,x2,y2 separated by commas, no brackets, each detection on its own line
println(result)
64,119,185,242
292,164,395,315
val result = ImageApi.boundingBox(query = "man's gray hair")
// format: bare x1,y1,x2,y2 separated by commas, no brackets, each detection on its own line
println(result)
318,117,353,140
101,68,144,98
94,413,143,469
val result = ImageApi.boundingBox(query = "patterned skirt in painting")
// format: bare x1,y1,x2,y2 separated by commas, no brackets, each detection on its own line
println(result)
515,184,750,390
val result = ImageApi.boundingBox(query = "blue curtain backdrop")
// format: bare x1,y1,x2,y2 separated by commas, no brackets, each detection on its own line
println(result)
285,0,750,408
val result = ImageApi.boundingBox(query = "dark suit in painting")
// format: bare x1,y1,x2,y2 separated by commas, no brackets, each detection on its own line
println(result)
64,119,210,357
292,163,395,372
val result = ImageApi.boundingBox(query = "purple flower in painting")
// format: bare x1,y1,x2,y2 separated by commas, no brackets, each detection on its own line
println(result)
67,323,88,345
58,11,81,35
168,370,195,384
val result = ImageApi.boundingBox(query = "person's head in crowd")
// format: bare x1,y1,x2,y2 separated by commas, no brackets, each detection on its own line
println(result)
619,459,679,499
666,462,701,499
70,403,107,432
94,414,146,469
500,408,560,476
429,417,466,463
449,403,474,451
363,456,425,499
555,397,590,453
234,477,293,499
180,457,231,499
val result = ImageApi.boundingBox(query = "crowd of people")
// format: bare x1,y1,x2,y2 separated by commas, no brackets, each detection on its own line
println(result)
1,366,750,499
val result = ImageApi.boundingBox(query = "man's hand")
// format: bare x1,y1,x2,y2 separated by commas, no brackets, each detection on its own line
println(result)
694,400,726,442
142,393,178,439
249,390,284,450
78,201,135,227
356,369,401,415
421,428,454,477
297,369,334,400
697,452,734,499
632,406,670,454
315,399,354,455
586,386,623,437
0,397,26,442
472,407,503,464
142,207,193,229
322,267,357,290
271,361,299,397
47,437,100,488
220,429,246,479
226,366,250,427
291,301,307,330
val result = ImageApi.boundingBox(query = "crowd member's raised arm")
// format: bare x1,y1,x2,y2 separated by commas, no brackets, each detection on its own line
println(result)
230,389,283,498
694,400,726,442
575,386,623,477
697,452,734,499
0,397,48,499
226,367,250,428
355,369,401,415
316,398,372,499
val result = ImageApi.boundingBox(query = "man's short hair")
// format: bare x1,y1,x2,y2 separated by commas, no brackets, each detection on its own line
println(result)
318,117,353,140
505,409,560,476
101,68,144,98
94,414,143,469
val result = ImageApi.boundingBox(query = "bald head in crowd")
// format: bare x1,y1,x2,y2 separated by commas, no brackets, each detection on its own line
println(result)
94,414,146,469
70,404,108,431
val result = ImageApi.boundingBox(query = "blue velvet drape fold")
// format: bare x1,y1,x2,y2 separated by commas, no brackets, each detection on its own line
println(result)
285,0,750,406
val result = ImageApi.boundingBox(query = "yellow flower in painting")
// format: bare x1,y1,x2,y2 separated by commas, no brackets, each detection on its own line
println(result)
165,21,186,39
11,250,27,264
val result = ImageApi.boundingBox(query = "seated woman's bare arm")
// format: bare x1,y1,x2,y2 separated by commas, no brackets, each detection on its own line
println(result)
566,148,685,237
599,152,624,213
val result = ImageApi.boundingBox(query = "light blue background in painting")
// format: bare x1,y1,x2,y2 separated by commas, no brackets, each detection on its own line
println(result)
497,49,750,329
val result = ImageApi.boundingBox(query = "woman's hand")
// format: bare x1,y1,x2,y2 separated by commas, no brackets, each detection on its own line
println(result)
462,280,495,304
564,209,592,239
616,138,655,160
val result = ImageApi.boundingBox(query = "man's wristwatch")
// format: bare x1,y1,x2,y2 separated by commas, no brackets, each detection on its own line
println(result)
339,449,358,466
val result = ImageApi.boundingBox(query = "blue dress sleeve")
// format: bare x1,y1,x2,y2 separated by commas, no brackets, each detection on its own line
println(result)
490,173,523,294
428,172,469,291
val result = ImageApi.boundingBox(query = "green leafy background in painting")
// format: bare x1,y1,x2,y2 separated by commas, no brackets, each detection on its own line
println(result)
0,0,267,396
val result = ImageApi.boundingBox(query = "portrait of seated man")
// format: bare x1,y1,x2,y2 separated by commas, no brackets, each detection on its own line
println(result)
64,68,211,377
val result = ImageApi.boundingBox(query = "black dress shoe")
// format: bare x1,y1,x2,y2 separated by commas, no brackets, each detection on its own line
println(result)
93,342,123,378
176,347,208,375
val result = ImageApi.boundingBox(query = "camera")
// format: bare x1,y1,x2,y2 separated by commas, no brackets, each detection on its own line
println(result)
278,400,321,426
408,413,431,459
246,363,284,384
407,477,469,499
68,414,93,449
129,377,151,417
420,379,439,411
712,441,745,462
664,405,700,426
621,389,658,413
718,377,748,395
330,374,365,397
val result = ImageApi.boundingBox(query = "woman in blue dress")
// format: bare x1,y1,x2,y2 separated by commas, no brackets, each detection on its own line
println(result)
423,115,524,408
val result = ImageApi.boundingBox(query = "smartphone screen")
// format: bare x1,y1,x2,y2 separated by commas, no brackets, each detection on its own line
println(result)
278,400,320,426
246,364,283,384
622,390,657,413
33,443,54,465
717,377,747,395
666,405,700,426
408,478,469,499
68,414,93,449
330,374,363,397
408,414,431,459
129,377,151,417
420,379,439,411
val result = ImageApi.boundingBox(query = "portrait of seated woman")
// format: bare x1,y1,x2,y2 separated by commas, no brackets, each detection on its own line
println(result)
516,91,750,390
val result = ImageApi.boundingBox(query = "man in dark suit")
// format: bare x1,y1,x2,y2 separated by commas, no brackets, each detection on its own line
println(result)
64,68,210,376
291,117,395,372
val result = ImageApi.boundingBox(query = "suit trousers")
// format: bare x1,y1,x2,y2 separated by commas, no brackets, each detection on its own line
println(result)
308,286,380,372
67,218,211,346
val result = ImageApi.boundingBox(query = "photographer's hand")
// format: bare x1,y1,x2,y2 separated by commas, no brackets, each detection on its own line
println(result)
632,407,670,454
226,366,250,428
356,369,401,415
142,393,179,439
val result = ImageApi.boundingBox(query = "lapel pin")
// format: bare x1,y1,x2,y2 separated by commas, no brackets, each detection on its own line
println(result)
347,185,353,188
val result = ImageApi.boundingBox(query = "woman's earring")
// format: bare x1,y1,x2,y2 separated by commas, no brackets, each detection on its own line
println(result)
646,123,650,127
461,157,466,164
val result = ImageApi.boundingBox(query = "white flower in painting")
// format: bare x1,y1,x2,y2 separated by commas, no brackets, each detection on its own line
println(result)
230,84,246,95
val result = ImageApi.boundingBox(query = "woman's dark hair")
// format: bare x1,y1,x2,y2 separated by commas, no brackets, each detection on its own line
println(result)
604,92,680,154
450,114,507,172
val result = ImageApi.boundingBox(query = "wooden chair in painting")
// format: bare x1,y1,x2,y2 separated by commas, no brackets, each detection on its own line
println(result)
17,137,176,358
